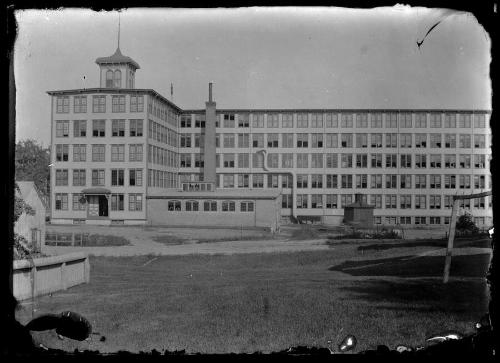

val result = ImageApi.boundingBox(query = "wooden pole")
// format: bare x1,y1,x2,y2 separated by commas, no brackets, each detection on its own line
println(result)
443,198,459,283
443,191,492,283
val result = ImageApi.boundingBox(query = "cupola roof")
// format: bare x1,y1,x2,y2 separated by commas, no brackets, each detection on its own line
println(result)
95,47,140,70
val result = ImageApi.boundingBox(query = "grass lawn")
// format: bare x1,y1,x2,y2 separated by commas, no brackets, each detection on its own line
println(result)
16,245,490,354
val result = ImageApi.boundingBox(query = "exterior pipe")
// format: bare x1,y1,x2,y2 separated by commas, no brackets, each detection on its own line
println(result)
257,149,297,222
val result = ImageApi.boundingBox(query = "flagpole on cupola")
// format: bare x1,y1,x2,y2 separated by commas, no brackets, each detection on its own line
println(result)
117,11,121,50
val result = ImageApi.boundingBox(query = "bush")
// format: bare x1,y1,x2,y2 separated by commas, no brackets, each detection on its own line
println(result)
456,213,479,234
14,235,31,260
330,228,402,240
371,229,402,240
86,234,130,246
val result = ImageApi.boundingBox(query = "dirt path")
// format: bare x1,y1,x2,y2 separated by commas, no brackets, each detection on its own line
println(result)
44,238,329,257
43,224,480,257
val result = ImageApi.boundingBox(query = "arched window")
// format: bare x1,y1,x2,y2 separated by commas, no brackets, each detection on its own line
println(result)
114,70,121,88
106,70,113,87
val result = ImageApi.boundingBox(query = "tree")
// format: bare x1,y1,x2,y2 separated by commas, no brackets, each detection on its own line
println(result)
456,212,479,234
15,139,50,198
14,183,36,259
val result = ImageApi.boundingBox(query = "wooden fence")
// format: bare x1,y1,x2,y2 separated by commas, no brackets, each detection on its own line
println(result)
13,252,90,301
45,232,90,247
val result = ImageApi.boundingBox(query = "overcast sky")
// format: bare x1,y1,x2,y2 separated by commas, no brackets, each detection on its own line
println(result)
14,6,491,147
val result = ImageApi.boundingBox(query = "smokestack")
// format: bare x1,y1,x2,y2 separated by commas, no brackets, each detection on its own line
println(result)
209,82,213,102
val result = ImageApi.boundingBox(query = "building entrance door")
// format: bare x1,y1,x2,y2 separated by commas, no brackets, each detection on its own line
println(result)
87,195,109,217
98,195,109,216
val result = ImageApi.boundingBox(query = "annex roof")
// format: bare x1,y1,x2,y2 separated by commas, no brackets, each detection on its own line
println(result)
147,188,282,200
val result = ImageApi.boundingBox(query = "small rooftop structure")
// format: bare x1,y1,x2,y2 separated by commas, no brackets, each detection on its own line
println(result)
344,194,375,227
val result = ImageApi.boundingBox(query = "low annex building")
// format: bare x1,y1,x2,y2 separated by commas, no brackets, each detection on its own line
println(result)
147,187,281,231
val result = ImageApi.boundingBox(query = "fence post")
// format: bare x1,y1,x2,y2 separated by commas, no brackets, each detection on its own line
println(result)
84,256,90,283
61,262,67,290
30,263,37,302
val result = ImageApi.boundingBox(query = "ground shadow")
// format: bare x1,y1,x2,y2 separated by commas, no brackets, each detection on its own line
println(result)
329,254,491,278
358,237,491,252
336,279,489,314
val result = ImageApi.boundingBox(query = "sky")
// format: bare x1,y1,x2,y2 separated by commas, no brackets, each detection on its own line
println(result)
14,6,491,147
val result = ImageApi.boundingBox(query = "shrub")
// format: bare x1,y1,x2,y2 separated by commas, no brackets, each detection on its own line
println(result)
456,213,479,234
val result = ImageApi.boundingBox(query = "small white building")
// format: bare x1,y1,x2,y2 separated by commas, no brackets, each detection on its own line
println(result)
15,181,47,253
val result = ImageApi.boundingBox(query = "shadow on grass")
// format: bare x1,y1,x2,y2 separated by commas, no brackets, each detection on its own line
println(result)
329,250,491,315
358,237,491,252
151,235,188,245
288,225,322,240
329,254,491,278
338,279,489,314
196,234,271,244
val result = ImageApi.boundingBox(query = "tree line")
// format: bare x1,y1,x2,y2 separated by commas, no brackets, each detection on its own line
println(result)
15,139,50,198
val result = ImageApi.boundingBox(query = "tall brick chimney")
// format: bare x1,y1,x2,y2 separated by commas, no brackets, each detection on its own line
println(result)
203,83,217,184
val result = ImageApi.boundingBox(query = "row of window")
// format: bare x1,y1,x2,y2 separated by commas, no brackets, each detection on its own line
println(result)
147,169,179,189
56,94,180,127
180,112,488,129
166,200,254,212
279,193,491,210
55,144,144,163
56,95,144,114
55,119,144,138
373,216,491,226
179,152,489,170
181,132,489,149
147,99,178,127
55,168,144,187
207,172,490,190
148,120,179,147
54,193,143,211
148,145,179,168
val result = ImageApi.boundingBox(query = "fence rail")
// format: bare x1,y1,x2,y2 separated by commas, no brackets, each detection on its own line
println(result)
45,232,90,247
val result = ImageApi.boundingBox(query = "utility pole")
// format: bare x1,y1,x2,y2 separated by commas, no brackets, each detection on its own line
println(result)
443,190,492,283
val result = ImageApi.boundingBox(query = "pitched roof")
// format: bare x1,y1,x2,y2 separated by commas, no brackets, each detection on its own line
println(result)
95,47,140,70
15,181,35,199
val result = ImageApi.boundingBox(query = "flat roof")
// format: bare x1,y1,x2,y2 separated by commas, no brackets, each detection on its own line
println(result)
46,88,182,112
182,108,492,114
45,88,492,115
147,188,281,200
